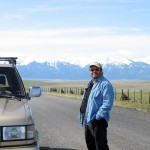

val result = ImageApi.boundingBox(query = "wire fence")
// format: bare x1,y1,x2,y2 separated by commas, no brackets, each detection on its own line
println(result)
39,86,150,104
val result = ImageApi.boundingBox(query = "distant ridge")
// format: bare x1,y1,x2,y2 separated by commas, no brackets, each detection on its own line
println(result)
17,60,150,80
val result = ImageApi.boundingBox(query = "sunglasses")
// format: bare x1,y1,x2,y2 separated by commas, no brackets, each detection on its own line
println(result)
90,68,100,72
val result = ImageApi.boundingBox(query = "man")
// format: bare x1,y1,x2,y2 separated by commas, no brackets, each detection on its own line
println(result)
80,62,114,150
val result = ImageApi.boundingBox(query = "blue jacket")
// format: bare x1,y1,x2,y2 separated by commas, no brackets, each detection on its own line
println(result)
80,75,114,125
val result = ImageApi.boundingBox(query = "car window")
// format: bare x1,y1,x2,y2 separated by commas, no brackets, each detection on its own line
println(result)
0,67,26,97
0,74,8,86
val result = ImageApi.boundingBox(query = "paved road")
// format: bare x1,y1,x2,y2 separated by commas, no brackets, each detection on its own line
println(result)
30,94,150,150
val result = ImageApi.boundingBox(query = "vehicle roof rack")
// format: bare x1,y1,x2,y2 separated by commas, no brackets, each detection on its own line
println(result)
0,57,18,66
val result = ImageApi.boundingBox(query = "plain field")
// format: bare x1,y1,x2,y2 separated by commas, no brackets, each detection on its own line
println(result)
23,79,150,90
24,80,150,112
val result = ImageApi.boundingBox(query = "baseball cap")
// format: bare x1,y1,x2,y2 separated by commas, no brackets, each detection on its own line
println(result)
89,62,102,68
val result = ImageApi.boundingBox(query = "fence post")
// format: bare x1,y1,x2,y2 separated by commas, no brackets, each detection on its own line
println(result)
134,89,135,102
66,87,68,94
121,89,123,101
127,89,129,98
76,87,77,95
140,90,142,103
149,91,150,104
114,88,116,100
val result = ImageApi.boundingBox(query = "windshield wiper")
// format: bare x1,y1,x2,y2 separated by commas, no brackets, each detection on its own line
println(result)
14,94,25,98
0,95,12,98
0,95,21,101
14,91,25,97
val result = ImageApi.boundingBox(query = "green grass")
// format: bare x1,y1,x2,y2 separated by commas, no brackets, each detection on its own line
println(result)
111,80,150,90
114,99,150,112
23,79,150,112
23,79,150,90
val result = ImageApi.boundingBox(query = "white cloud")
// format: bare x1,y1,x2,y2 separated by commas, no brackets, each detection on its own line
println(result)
132,8,150,12
3,4,106,21
0,28,150,66
3,14,24,20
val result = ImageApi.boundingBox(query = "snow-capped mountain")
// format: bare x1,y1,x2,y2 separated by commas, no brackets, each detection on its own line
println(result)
16,58,150,80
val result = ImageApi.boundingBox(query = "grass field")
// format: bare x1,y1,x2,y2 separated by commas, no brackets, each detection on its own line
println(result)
111,80,150,90
23,79,150,112
23,79,150,90
23,79,88,88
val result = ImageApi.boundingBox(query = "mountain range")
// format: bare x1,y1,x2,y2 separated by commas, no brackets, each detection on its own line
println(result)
16,59,150,80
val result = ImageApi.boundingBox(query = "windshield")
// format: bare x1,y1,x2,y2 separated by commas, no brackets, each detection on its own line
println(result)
0,67,26,98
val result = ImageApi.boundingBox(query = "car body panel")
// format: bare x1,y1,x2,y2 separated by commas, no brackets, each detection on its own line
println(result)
0,58,41,149
0,99,34,126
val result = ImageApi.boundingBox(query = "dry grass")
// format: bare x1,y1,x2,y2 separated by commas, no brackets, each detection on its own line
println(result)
23,79,150,90
24,79,150,112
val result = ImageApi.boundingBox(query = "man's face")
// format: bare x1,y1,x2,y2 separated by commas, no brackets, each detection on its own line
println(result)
89,66,102,79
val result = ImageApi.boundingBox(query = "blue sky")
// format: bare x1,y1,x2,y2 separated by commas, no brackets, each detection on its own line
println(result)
0,0,150,65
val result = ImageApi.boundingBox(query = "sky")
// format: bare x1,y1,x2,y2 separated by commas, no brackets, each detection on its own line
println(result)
0,0,150,66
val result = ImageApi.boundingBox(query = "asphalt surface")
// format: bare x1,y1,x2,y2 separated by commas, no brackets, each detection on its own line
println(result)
30,94,150,150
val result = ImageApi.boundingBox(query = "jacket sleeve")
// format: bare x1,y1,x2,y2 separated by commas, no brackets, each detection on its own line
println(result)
95,83,114,121
78,112,83,124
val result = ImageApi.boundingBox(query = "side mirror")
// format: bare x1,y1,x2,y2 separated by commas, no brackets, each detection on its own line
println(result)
27,86,41,99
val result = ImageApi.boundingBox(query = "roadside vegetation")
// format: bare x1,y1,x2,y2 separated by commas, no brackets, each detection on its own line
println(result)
23,80,150,112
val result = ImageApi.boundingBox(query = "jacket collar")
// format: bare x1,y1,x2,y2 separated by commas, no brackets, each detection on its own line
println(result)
88,74,103,90
94,74,104,83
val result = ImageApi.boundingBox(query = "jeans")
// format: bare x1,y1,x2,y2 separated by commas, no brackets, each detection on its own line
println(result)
84,118,109,150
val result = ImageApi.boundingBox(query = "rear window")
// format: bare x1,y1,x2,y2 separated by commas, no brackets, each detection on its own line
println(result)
0,67,26,97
